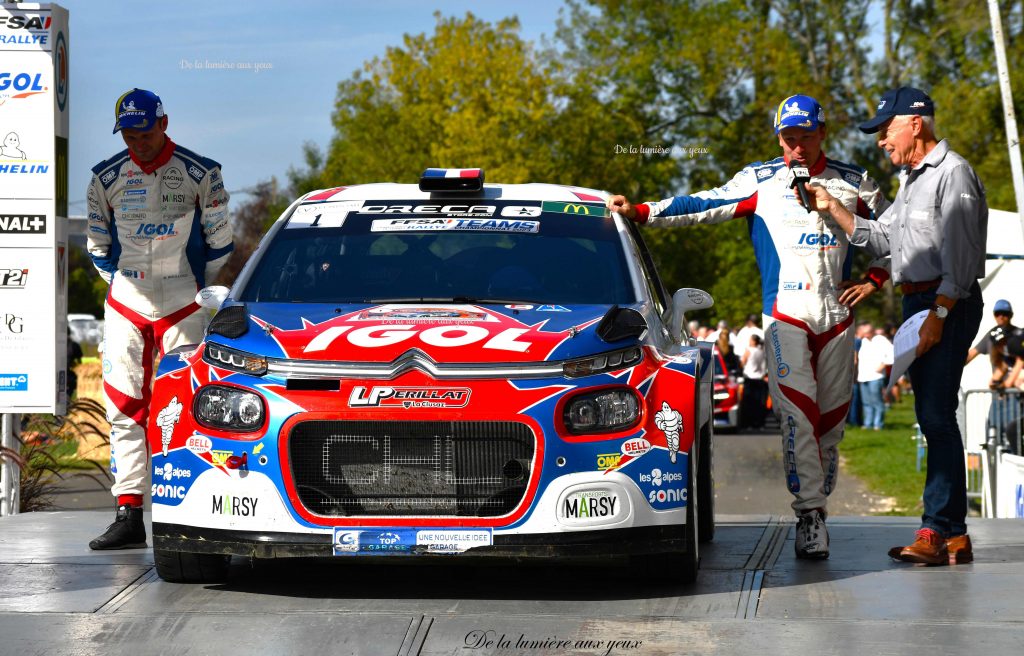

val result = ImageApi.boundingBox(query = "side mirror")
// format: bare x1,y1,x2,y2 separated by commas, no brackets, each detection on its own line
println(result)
196,286,230,310
671,288,714,339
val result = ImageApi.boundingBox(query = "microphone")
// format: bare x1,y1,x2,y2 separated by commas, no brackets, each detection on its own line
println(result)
788,161,813,213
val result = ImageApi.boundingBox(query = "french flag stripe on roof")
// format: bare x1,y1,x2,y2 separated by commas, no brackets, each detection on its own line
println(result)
306,187,347,201
422,168,482,178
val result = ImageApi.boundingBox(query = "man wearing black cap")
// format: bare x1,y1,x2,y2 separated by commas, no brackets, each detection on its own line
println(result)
86,89,234,549
806,86,987,566
608,94,890,560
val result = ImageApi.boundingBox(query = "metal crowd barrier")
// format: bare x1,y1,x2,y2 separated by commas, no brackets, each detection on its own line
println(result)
962,388,1023,517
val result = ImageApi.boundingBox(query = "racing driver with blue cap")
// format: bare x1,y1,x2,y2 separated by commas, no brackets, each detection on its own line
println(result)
87,89,233,550
607,95,889,560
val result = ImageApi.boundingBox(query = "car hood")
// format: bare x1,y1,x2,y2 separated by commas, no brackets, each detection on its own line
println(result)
218,302,643,364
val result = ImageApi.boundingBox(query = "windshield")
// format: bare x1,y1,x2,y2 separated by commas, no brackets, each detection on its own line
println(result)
239,200,636,305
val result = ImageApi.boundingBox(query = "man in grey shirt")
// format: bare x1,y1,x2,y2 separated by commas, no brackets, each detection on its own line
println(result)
806,86,987,566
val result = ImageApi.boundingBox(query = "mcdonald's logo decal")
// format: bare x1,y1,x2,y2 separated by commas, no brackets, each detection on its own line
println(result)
541,201,609,217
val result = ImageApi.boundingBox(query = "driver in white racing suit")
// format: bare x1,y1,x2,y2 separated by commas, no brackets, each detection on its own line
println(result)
87,89,233,549
607,95,890,559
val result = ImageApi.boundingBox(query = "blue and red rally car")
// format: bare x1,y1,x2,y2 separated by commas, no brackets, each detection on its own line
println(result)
147,169,716,583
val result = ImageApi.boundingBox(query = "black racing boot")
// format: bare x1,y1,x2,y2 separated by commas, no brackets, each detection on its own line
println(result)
89,504,147,550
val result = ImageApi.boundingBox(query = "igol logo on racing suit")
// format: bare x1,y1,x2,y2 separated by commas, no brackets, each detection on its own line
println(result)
211,494,258,517
785,416,800,493
796,232,839,249
654,401,683,463
0,268,28,288
135,222,177,238
348,386,470,409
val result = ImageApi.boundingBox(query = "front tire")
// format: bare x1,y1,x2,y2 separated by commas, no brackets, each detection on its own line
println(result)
154,547,230,583
697,420,715,542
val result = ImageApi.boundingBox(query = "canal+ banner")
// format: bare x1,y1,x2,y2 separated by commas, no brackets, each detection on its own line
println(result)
0,3,69,414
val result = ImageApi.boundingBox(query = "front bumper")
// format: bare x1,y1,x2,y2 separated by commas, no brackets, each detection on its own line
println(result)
152,522,689,560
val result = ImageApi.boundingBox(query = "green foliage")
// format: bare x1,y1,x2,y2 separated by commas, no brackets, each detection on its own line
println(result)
841,400,926,515
0,399,110,513
223,1,1024,329
67,243,105,316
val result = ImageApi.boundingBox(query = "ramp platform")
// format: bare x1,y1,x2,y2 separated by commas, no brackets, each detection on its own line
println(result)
1,512,1023,655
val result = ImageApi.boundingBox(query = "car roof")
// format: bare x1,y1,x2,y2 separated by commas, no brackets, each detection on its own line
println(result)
298,183,609,204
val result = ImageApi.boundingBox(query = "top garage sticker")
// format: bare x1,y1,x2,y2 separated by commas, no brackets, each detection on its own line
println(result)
370,218,540,233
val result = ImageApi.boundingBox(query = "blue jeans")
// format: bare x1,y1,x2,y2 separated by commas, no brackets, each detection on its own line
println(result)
859,378,886,429
904,282,983,537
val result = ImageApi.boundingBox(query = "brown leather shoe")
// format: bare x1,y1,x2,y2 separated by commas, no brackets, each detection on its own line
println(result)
893,528,948,565
946,534,973,565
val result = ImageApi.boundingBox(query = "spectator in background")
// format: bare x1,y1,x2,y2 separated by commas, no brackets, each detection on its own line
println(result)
856,321,888,430
873,326,895,408
715,327,742,377
735,313,764,360
966,299,1018,367
741,334,768,429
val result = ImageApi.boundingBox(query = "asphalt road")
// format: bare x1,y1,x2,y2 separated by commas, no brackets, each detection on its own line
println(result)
713,425,895,517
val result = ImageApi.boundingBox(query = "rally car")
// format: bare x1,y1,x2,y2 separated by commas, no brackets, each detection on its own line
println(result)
148,168,716,584
712,348,741,431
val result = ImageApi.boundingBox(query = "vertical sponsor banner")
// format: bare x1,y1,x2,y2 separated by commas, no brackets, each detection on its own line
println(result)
995,452,1024,519
0,3,68,414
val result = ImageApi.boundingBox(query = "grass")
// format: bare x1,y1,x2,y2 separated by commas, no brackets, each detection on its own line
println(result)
841,397,927,516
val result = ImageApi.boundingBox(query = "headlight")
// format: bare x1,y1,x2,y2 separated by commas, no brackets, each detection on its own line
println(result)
193,385,266,432
203,342,268,375
563,388,640,434
563,346,643,378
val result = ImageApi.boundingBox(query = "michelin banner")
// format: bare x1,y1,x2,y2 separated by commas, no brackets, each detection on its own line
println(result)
0,3,68,414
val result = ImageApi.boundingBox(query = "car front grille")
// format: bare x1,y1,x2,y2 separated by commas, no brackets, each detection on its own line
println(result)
287,420,535,517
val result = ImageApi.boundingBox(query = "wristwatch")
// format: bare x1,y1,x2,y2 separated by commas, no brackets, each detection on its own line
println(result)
931,304,949,319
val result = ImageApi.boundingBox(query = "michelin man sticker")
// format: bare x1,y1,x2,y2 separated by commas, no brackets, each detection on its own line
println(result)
654,401,682,463
156,396,184,457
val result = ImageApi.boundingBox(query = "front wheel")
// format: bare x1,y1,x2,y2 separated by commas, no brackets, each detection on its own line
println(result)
154,547,230,583
697,421,715,542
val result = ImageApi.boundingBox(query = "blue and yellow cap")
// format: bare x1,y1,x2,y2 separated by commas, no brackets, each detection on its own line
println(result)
773,94,825,134
113,88,164,134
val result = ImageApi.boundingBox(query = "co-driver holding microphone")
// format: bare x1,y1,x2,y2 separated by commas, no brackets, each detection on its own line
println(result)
606,94,889,560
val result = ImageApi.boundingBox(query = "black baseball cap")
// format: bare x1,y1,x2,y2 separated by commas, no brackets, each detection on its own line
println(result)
859,86,935,134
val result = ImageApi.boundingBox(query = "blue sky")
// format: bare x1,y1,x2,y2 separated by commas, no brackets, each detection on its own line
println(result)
61,1,567,215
